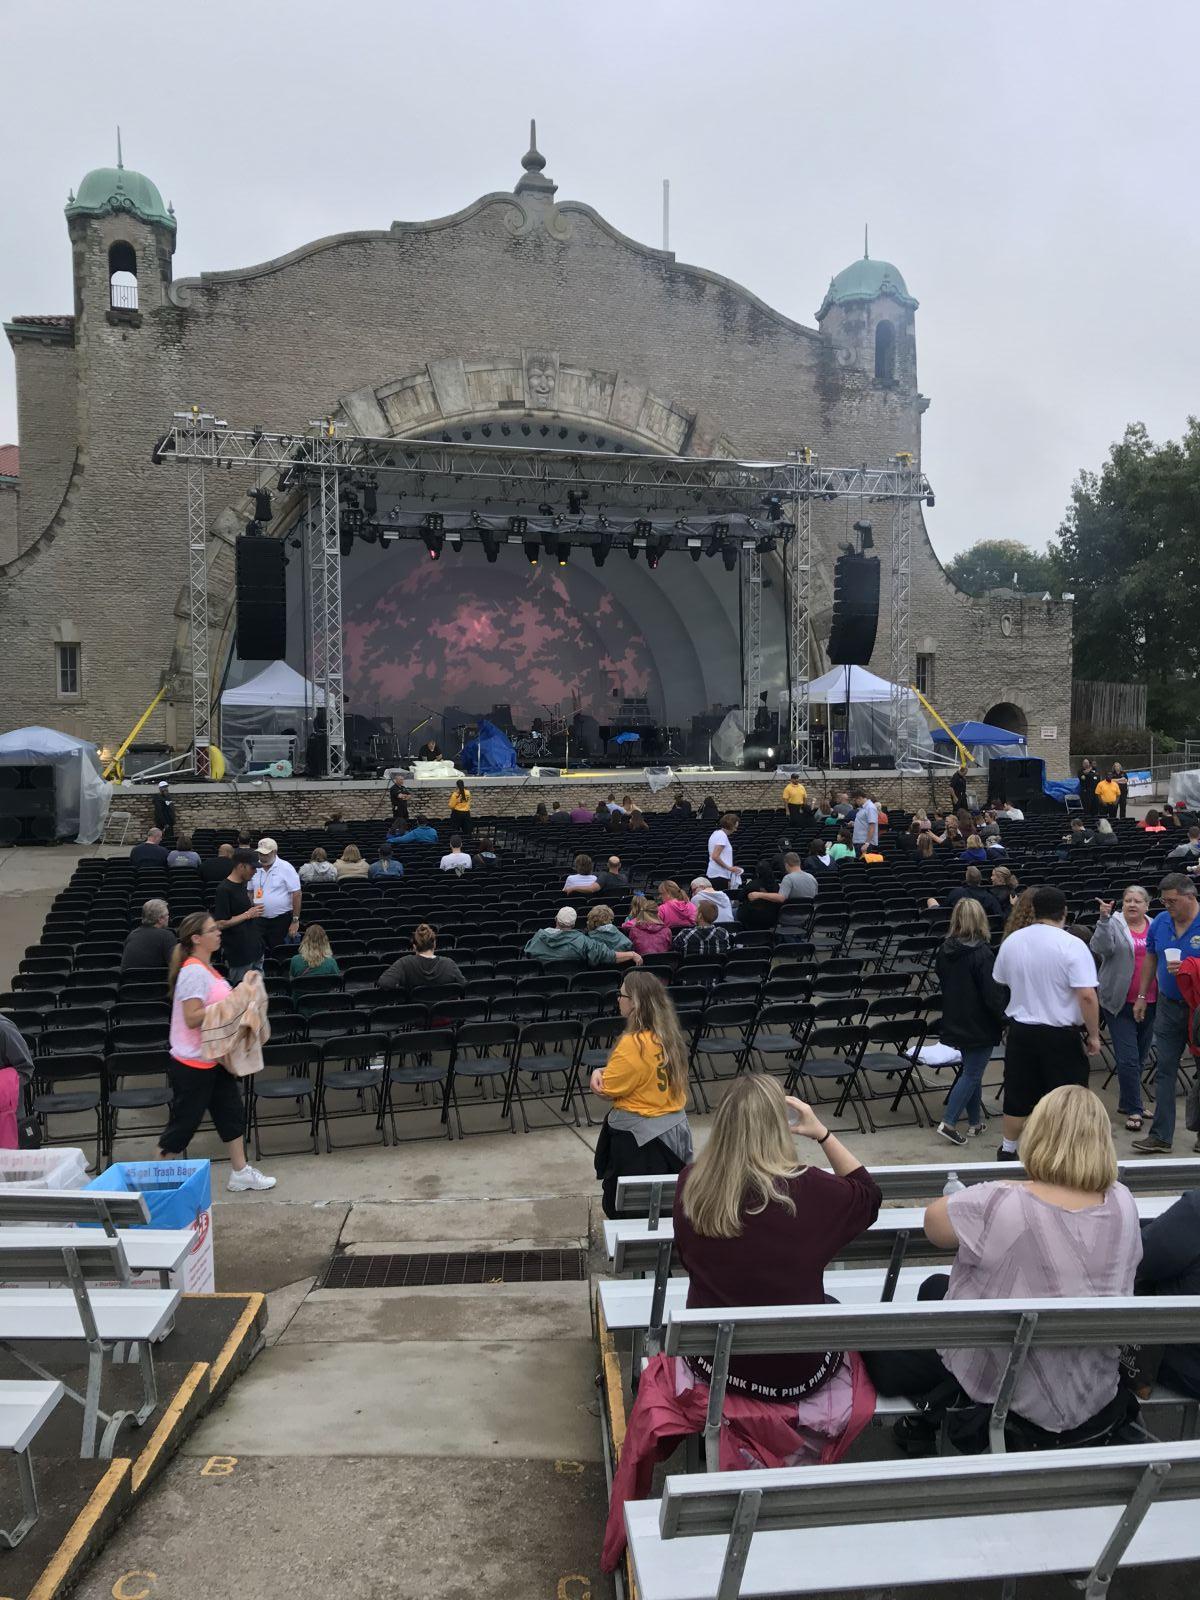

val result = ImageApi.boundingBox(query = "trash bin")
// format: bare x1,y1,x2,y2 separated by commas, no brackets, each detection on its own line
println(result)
0,1147,89,1190
86,1159,215,1292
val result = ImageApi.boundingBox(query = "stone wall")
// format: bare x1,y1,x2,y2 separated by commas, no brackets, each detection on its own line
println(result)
0,479,17,565
114,773,951,838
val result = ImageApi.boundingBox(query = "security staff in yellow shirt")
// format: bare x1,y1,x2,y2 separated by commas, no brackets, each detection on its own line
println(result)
782,777,809,825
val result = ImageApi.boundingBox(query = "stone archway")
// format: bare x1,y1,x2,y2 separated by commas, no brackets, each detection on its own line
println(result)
983,701,1028,737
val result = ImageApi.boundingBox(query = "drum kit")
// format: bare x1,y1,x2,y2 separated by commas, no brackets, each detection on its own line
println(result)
513,707,570,765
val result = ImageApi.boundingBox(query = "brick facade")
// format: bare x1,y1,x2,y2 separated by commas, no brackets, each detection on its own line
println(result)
2,142,1072,772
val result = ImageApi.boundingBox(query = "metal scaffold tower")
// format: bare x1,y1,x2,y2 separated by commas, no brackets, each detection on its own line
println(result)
306,428,347,778
184,411,212,778
889,454,919,770
741,544,763,729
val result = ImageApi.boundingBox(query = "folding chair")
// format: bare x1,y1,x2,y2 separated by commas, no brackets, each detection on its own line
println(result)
792,1022,871,1130
855,1017,930,1131
741,1002,814,1081
687,1001,757,1109
504,1021,583,1131
103,1051,172,1159
314,1032,389,1150
30,1055,105,1168
452,1021,519,1133
380,1028,457,1142
565,1015,625,1125
246,1042,320,1158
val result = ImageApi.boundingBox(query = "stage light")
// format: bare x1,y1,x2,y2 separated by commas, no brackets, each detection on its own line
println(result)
567,490,584,515
688,538,703,563
480,528,501,563
557,543,571,566
721,545,739,573
481,425,492,437
537,503,553,516
646,531,667,570
759,534,777,555
523,540,540,565
253,488,273,522
706,522,729,558
361,482,377,517
634,519,653,537
926,491,936,507
853,519,874,550
627,540,640,561
543,528,559,561
592,531,613,568
421,511,445,561
508,515,529,535
339,529,355,559
763,494,784,521
244,519,262,537
379,527,398,547
446,530,462,551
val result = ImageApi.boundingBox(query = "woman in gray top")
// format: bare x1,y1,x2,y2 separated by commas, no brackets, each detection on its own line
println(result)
1090,885,1155,1130
866,1086,1142,1447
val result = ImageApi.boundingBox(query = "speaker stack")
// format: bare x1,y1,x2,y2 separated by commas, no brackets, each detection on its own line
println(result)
827,554,881,666
235,537,287,661
0,767,56,846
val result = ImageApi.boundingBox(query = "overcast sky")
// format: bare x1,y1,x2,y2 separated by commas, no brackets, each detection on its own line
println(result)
2,0,1197,559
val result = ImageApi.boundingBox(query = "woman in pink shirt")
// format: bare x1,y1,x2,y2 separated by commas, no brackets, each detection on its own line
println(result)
656,880,697,929
1090,885,1156,1130
162,913,275,1192
622,894,672,955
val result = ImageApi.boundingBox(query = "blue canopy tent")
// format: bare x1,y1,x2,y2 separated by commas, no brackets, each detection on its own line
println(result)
932,720,1027,764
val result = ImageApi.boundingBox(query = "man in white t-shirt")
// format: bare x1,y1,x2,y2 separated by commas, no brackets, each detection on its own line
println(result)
250,837,302,950
706,813,742,890
563,852,600,894
991,884,1100,1159
439,836,473,872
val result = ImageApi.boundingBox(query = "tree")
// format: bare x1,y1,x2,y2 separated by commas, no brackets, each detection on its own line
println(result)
1054,419,1200,739
943,538,1058,596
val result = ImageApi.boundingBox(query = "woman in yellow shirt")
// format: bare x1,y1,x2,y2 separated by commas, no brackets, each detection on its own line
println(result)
590,971,694,1217
782,777,808,824
448,779,471,834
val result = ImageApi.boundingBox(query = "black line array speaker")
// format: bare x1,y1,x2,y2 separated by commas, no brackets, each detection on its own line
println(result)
827,553,881,666
988,756,1049,809
235,537,287,661
0,766,56,844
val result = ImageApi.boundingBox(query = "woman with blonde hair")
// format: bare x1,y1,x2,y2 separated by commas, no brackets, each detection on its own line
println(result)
867,1085,1142,1450
601,1073,880,1570
621,893,672,955
289,924,340,981
933,897,1008,1145
591,971,693,1217
334,843,369,880
989,864,1019,916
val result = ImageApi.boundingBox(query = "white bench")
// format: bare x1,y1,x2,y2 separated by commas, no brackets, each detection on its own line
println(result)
614,1157,1200,1221
0,1228,193,1287
0,1188,192,1287
625,1439,1200,1600
0,1380,63,1548
0,1239,179,1458
662,1297,1200,1471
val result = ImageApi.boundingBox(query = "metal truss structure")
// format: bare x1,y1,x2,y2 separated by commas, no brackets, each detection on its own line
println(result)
157,414,930,774
184,415,212,778
740,546,763,729
889,457,920,769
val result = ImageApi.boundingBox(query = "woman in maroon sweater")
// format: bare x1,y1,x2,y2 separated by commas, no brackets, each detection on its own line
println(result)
673,1074,882,1400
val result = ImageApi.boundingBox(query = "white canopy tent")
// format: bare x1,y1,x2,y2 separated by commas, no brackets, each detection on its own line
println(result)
798,666,932,769
0,726,112,844
219,662,324,772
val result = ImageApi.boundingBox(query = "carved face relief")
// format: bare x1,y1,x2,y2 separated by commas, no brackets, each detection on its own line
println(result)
525,356,557,406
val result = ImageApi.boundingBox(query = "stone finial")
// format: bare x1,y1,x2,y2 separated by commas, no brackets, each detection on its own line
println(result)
515,118,557,198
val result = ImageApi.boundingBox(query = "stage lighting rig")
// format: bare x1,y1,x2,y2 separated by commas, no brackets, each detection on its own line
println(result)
853,519,874,551
593,530,613,568
762,494,784,521
508,515,529,535
543,528,559,561
252,488,273,522
479,528,501,563
721,544,739,573
557,543,571,566
567,490,586,515
361,480,378,518
421,511,445,561
523,539,540,566
706,522,730,559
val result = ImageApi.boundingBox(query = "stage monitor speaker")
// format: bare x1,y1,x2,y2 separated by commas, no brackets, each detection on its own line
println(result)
988,756,1047,807
0,766,56,820
235,537,287,660
827,553,880,666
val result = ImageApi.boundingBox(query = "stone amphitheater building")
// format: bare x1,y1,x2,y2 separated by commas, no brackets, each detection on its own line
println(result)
1,131,1073,773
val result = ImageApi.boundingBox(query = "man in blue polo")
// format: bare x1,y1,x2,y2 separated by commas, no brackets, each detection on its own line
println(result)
850,786,879,854
1132,872,1200,1153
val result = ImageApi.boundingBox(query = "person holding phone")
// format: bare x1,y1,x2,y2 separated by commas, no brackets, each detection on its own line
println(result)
1132,873,1200,1153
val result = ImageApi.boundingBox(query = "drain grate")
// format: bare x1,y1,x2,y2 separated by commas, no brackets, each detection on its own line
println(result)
323,1248,586,1289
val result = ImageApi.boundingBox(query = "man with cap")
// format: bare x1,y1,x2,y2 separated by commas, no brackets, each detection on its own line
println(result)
214,849,266,982
153,780,177,846
523,906,643,967
249,837,302,951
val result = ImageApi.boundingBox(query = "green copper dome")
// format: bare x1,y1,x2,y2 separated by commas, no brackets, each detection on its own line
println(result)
817,255,916,319
66,165,175,231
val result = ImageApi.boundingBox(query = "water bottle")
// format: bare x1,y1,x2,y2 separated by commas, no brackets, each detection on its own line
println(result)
943,1170,965,1197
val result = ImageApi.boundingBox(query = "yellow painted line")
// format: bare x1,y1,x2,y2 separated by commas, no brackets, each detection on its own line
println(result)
131,1362,209,1493
27,1459,130,1600
205,1290,266,1393
596,1301,636,1600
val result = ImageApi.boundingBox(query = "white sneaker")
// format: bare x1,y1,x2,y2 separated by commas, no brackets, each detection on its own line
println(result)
228,1164,277,1192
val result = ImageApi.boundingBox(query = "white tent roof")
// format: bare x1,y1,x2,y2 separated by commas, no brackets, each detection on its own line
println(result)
806,666,903,705
220,661,324,708
0,725,100,761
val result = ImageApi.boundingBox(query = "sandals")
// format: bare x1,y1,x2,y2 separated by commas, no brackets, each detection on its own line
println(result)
1124,1115,1144,1132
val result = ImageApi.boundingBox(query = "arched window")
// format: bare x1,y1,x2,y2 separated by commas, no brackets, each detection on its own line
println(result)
874,320,896,384
108,241,138,311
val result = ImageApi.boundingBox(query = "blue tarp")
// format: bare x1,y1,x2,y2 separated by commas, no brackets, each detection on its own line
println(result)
459,718,523,775
932,721,1027,746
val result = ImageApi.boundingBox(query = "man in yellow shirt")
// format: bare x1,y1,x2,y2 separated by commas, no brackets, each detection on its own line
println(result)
1094,775,1120,820
782,777,809,824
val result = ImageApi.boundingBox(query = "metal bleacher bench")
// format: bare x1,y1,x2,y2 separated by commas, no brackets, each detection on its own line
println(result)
0,1188,193,1288
625,1439,1200,1600
0,1239,180,1458
0,1381,63,1548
